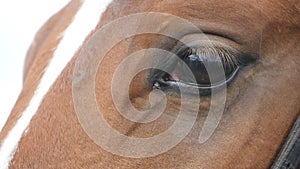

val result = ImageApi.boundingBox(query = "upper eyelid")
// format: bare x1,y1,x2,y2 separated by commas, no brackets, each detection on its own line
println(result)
174,31,261,60
174,42,258,66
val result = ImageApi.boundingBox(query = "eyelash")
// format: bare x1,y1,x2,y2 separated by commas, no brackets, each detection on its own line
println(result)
179,45,240,74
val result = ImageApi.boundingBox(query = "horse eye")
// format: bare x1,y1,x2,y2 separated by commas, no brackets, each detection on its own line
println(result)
167,46,240,86
149,44,257,95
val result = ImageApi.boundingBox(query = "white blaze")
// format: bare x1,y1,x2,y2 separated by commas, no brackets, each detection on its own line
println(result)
0,0,112,168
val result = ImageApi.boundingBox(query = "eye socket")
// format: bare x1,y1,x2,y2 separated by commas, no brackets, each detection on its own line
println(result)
149,42,257,95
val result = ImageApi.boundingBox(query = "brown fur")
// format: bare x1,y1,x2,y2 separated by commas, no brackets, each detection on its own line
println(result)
2,0,300,168
0,0,82,151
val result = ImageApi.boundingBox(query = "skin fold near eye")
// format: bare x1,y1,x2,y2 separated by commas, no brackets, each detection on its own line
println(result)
148,41,257,95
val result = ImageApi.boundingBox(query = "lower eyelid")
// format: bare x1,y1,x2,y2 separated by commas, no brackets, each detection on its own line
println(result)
151,65,241,97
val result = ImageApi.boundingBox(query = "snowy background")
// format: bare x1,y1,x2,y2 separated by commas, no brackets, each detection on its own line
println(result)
0,0,70,131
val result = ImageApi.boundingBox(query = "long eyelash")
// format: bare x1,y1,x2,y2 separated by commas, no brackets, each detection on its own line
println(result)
179,45,256,72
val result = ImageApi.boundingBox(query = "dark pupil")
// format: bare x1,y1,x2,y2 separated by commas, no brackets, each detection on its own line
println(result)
183,55,210,85
180,54,233,86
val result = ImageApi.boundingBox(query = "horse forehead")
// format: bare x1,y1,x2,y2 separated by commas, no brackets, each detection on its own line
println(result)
107,0,297,24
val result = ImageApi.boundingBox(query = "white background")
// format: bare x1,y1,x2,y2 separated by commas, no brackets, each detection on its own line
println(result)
0,0,70,131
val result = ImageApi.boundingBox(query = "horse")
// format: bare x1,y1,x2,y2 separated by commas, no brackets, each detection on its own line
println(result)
0,0,299,168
